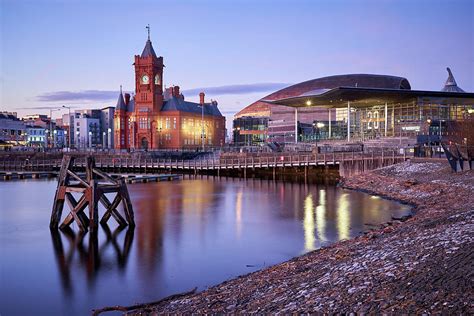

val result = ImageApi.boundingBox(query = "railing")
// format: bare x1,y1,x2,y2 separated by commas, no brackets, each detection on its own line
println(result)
0,150,408,172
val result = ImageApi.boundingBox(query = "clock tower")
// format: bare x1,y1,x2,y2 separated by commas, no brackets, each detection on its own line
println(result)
133,26,164,149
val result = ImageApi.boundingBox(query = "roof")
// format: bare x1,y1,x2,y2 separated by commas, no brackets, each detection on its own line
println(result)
268,86,474,108
0,113,19,120
442,67,465,92
161,97,223,117
115,91,126,111
235,74,411,118
141,39,158,59
127,98,135,112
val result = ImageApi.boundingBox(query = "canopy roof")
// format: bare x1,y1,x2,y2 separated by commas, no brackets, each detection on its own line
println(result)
267,87,474,109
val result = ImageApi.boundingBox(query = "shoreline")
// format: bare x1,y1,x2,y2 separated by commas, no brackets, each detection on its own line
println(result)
96,160,474,314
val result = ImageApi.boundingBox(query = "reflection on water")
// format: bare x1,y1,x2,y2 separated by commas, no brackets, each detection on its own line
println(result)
303,194,315,251
337,193,351,240
316,189,327,244
50,225,134,295
0,176,411,316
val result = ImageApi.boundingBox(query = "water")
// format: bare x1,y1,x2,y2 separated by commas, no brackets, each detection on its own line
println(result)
0,176,410,315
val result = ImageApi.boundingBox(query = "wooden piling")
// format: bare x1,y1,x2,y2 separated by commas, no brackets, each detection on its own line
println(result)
50,155,135,232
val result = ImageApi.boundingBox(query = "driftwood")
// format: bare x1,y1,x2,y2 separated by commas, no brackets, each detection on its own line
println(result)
92,287,198,315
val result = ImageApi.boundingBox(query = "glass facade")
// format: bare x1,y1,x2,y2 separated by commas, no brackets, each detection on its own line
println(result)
233,116,268,145
313,99,473,142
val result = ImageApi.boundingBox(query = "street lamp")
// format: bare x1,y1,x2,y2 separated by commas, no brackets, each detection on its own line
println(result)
88,131,93,150
107,128,112,150
64,130,68,150
49,108,61,149
62,105,72,148
76,131,80,150
45,129,49,148
102,131,106,149
53,129,57,149
397,119,403,146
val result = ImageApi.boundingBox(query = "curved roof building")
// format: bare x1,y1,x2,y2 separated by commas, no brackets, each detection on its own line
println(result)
232,69,473,145
235,74,411,118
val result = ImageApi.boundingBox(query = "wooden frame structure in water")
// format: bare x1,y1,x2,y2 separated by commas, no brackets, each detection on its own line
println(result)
50,155,135,232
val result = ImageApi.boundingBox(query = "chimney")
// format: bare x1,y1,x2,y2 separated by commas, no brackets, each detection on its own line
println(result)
199,92,205,105
173,86,180,97
124,93,131,105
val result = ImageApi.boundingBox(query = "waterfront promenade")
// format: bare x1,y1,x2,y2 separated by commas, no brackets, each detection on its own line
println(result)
0,150,407,178
96,160,473,314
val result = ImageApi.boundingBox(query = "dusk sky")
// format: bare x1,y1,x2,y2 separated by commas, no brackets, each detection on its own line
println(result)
1,0,473,132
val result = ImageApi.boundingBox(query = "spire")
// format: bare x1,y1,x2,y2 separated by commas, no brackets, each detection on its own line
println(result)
141,24,158,58
116,86,127,111
442,67,465,92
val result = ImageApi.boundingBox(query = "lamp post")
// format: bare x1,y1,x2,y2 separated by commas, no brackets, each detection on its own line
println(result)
88,131,93,151
107,128,112,150
45,129,49,148
102,131,106,149
53,129,57,149
62,105,72,149
49,108,61,149
397,119,403,146
64,130,68,150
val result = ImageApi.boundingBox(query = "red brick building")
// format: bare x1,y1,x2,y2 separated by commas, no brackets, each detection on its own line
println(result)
114,33,225,150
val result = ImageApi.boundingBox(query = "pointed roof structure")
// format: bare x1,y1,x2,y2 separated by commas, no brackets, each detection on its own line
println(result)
116,86,127,111
442,67,465,92
141,24,158,58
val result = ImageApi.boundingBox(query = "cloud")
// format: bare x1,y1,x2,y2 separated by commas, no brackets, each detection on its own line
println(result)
15,105,80,110
35,82,291,103
36,90,122,102
182,83,290,96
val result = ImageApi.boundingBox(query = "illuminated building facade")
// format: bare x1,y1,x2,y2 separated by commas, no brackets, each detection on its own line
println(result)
233,69,474,144
114,31,226,150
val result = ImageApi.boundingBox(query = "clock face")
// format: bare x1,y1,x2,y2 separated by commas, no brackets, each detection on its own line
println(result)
154,74,160,85
141,75,149,84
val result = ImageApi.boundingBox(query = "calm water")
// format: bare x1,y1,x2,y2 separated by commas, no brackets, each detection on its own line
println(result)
0,176,410,315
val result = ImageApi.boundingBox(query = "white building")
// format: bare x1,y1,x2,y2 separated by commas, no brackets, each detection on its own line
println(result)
74,113,100,148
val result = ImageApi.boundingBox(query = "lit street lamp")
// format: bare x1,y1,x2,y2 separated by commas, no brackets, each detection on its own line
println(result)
53,129,57,149
107,128,112,150
64,130,68,150
88,131,93,150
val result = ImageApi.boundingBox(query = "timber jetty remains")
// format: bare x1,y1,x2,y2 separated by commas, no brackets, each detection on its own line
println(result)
50,155,135,232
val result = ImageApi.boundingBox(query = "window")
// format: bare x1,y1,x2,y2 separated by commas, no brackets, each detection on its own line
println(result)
165,117,170,129
173,117,177,129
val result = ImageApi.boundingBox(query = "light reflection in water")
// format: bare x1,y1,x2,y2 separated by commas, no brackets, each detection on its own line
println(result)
337,193,351,240
235,189,243,238
0,177,411,316
303,194,315,251
316,189,327,245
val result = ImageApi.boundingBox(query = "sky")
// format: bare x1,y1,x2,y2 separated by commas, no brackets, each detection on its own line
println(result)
1,0,473,132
